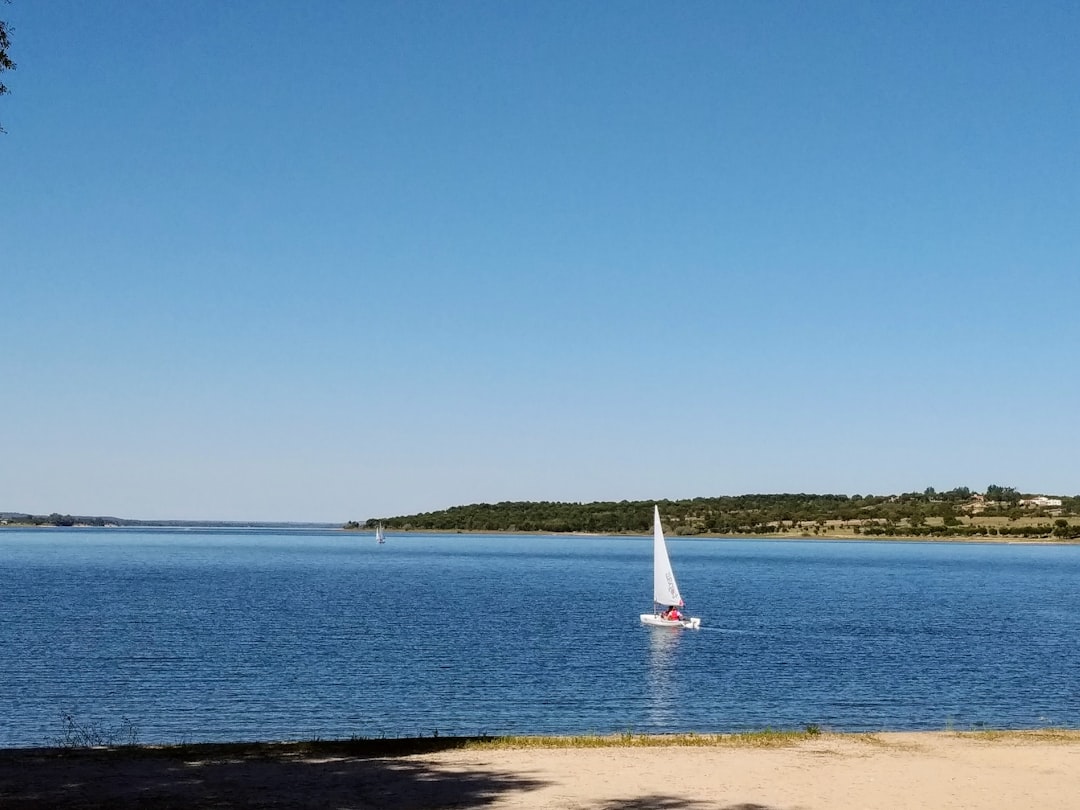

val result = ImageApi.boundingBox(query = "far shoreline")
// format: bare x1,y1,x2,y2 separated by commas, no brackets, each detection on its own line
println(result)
4,523,1078,545
344,527,1080,545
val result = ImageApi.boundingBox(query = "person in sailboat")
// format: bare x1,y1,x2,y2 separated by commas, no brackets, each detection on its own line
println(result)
661,605,682,621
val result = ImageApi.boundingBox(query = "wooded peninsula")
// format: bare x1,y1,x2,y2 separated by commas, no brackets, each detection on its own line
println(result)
346,486,1080,540
7,486,1079,540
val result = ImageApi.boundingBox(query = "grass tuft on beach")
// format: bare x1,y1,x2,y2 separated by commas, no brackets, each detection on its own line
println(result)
462,728,825,750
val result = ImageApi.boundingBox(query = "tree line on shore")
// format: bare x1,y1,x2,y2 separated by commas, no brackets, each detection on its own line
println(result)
8,486,1078,539
1,512,98,527
348,487,1080,540
0,513,333,529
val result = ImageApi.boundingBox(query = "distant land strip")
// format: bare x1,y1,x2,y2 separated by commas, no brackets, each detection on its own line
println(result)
347,487,1080,540
6,486,1079,540
0,514,336,530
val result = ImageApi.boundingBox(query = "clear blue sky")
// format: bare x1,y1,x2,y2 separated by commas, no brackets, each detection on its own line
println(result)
2,1,1077,522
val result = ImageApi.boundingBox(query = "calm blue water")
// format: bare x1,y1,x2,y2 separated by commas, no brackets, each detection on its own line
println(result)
2,528,1078,747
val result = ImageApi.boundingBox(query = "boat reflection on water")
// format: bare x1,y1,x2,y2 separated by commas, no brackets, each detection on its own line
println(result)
645,626,681,729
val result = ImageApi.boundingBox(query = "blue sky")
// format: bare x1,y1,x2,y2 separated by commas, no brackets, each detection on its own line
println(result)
2,1,1078,522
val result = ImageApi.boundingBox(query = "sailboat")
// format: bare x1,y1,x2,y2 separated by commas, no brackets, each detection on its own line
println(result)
640,505,701,629
375,524,385,544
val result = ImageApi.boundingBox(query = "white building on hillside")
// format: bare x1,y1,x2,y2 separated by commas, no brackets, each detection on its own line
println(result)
1020,496,1063,509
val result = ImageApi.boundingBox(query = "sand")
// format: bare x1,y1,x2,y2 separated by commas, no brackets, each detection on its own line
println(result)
2,732,1078,809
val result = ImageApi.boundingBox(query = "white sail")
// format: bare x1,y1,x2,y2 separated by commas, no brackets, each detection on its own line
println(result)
376,524,385,543
651,505,683,606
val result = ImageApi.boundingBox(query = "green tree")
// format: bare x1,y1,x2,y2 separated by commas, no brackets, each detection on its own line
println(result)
942,486,972,501
985,484,1020,505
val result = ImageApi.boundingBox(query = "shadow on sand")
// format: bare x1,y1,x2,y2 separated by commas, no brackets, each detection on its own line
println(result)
0,737,548,809
595,800,785,810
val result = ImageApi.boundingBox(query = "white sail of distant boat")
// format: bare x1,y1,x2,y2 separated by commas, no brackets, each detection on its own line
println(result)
640,506,701,629
375,524,385,544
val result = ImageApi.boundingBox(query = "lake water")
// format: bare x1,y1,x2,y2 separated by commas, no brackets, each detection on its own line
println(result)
2,528,1078,747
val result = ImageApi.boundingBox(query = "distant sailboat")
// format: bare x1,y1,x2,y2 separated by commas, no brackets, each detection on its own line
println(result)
640,506,701,629
375,524,385,544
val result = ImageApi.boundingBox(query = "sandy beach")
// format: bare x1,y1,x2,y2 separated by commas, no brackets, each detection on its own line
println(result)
2,731,1078,809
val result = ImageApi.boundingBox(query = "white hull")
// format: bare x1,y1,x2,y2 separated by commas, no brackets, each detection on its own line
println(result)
640,613,701,629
